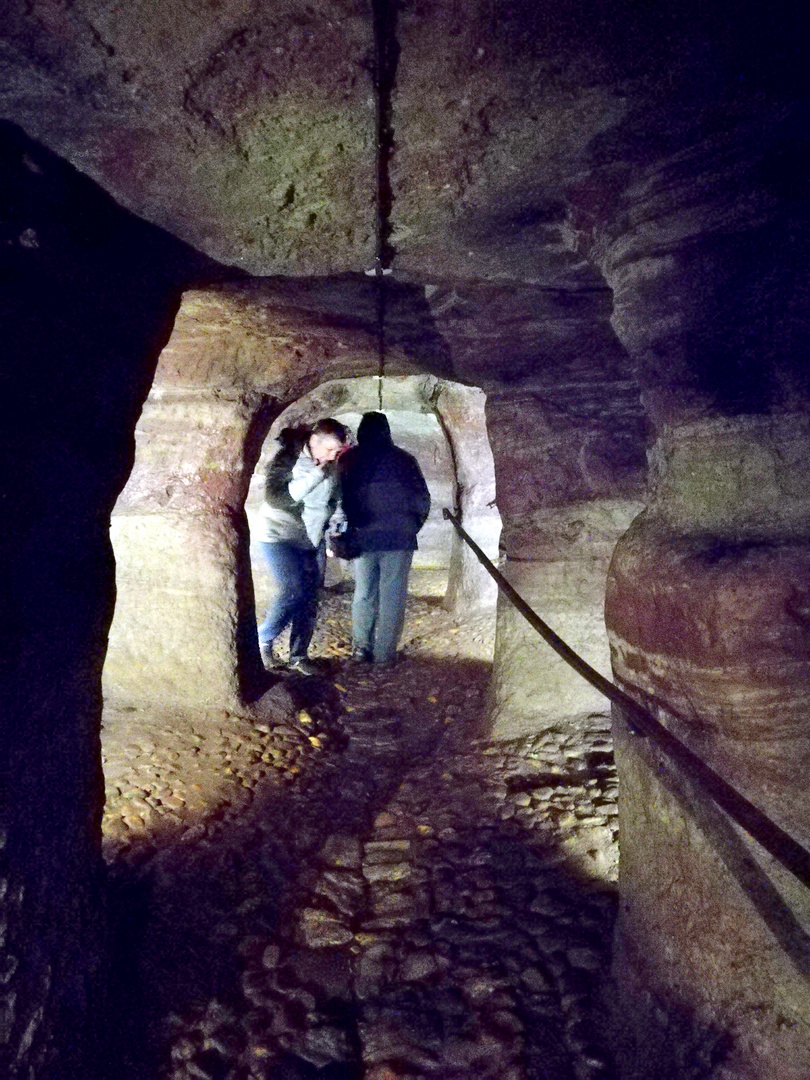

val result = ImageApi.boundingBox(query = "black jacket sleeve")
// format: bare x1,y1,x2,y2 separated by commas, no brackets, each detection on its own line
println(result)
403,453,431,528
264,442,299,509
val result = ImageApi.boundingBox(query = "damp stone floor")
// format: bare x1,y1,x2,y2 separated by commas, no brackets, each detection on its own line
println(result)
100,572,621,1080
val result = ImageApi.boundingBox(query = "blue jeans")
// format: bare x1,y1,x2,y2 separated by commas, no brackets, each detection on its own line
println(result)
352,550,413,663
258,541,319,661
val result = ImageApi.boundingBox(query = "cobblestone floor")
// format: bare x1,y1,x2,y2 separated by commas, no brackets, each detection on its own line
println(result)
101,578,620,1080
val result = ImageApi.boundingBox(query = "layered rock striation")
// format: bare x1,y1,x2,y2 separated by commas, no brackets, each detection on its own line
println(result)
3,1,810,1076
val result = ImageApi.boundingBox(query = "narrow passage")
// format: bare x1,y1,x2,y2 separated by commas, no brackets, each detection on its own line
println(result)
102,576,620,1080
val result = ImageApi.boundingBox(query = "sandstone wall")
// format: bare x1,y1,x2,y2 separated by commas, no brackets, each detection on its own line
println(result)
428,282,650,740
432,380,501,615
105,389,261,713
104,284,396,712
578,133,810,1078
0,0,378,276
4,0,795,291
105,279,640,723
2,2,809,1076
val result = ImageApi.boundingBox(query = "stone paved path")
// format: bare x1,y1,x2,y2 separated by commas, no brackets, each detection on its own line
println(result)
101,582,620,1080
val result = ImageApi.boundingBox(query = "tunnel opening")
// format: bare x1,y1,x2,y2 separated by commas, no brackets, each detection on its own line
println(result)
95,276,637,1079
244,373,502,675
101,268,645,729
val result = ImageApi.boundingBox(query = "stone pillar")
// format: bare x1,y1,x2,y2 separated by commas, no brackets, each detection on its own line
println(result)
432,381,500,616
104,388,265,712
486,389,645,740
606,419,810,1079
594,167,810,1075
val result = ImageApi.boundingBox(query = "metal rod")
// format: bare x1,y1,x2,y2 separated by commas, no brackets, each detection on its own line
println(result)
442,509,643,717
376,273,385,412
370,0,397,415
443,506,810,891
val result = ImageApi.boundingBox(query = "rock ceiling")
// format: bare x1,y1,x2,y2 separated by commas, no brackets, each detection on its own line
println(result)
2,0,794,286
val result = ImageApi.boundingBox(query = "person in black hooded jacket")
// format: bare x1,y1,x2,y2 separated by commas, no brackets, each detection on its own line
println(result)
340,411,431,665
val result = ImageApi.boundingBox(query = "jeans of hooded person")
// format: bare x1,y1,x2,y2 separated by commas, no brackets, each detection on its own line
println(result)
352,549,414,663
257,541,319,660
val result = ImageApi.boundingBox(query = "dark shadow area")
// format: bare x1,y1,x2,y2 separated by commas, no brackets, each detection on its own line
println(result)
677,221,810,416
0,115,242,705
490,0,810,115
235,399,284,704
608,989,733,1080
0,118,240,1078
0,117,240,511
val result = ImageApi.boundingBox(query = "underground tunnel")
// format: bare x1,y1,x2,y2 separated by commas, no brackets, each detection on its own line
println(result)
243,375,501,616
2,1,810,1078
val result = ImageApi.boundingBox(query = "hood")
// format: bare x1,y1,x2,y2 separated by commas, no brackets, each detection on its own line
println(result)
356,411,392,446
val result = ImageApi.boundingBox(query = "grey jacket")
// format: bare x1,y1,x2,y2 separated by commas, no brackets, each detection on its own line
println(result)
292,453,342,547
256,429,341,548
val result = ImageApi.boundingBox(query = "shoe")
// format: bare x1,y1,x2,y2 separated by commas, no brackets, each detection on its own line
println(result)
350,647,372,663
260,642,284,670
288,657,319,677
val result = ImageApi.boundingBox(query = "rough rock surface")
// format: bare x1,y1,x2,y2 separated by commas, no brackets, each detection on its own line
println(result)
5,4,810,1077
433,379,501,614
4,1,797,282
0,119,215,1080
101,579,621,1079
594,145,810,1074
605,493,810,1079
0,0,378,275
105,276,643,717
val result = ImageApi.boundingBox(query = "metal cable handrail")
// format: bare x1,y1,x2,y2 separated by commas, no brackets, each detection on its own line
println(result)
443,507,810,892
